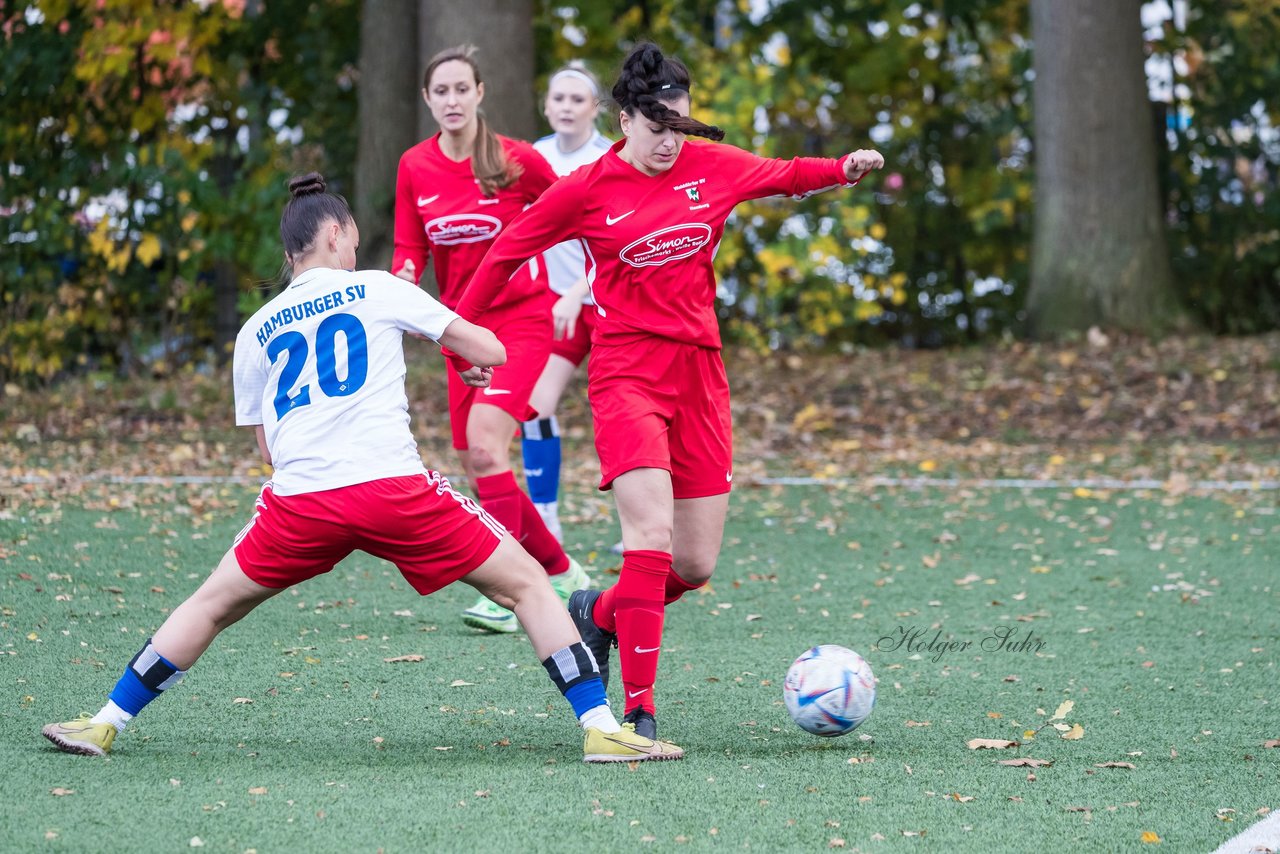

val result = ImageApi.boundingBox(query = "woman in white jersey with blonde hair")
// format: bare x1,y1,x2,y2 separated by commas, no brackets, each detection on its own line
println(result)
40,172,683,764
520,61,613,543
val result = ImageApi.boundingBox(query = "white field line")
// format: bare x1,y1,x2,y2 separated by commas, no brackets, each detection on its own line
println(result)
754,475,1280,491
1212,808,1280,854
8,473,1280,491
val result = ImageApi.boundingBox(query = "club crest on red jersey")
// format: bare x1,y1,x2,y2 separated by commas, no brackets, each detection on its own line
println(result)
685,187,701,202
619,223,713,268
425,214,502,245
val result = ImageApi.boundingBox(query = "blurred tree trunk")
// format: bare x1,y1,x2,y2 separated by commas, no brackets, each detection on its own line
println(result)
355,0,420,272
1027,0,1186,337
417,0,537,140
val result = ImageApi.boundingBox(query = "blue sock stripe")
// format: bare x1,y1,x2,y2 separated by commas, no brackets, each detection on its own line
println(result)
564,678,609,719
109,669,161,716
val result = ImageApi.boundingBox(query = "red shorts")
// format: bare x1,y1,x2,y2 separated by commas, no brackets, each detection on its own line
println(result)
588,337,733,499
232,473,504,593
449,293,554,450
548,304,597,368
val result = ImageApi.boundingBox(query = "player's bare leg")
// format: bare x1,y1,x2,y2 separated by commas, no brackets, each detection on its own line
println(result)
153,549,283,667
670,492,729,590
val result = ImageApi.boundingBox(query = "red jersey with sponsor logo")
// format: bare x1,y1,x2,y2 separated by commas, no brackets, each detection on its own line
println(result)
455,139,854,348
392,133,558,309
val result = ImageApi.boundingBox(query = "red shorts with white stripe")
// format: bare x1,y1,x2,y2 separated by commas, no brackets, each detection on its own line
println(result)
448,292,554,450
232,473,504,593
548,303,597,368
588,336,733,500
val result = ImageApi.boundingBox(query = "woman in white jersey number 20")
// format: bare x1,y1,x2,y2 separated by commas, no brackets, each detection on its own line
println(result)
40,173,682,764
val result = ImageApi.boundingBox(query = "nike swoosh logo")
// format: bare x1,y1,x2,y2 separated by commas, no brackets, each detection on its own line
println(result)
600,733,647,751
627,689,648,698
478,198,501,205
482,388,512,396
525,468,543,477
633,645,659,654
606,210,635,226
417,194,439,207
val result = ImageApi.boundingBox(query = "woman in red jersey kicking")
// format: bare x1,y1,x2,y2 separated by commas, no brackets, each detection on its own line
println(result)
393,45,590,634
42,173,680,763
450,42,885,745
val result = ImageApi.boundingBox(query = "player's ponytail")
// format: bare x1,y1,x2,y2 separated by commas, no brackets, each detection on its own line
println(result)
423,44,522,196
611,42,724,141
280,172,354,264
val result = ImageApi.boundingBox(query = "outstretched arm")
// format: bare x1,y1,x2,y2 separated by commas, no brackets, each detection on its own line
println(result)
715,141,885,203
454,180,582,324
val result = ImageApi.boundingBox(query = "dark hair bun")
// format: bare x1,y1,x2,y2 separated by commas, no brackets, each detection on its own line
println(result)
289,172,327,198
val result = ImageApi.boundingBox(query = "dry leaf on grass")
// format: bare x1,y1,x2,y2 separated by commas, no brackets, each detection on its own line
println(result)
998,758,1052,767
1051,700,1075,720
383,654,424,663
1095,762,1136,769
449,679,475,687
1061,724,1086,740
967,738,1019,750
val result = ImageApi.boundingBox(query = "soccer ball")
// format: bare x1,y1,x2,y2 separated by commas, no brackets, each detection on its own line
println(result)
783,645,876,737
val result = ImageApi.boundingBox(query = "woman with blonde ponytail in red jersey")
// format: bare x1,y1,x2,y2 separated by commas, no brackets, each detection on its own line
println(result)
452,42,885,750
393,45,591,634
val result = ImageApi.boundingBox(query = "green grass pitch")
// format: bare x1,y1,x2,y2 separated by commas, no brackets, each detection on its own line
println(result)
2,480,1277,851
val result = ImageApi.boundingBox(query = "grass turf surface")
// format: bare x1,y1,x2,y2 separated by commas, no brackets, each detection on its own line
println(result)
2,480,1277,852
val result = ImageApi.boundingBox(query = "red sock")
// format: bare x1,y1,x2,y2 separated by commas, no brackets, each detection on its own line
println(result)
474,472,524,541
614,549,670,715
596,570,700,632
518,491,569,575
664,569,701,604
593,583,618,634
473,472,568,576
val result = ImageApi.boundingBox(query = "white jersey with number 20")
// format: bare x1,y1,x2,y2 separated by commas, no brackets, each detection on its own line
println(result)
233,267,458,496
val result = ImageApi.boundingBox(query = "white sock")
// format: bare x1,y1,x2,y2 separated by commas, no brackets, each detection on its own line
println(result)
579,705,620,733
91,700,134,733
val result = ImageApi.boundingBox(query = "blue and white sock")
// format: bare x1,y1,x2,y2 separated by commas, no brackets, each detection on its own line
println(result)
541,642,619,733
521,417,562,508
92,638,187,733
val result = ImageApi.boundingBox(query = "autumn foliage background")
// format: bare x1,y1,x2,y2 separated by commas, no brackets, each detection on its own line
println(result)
2,0,1279,384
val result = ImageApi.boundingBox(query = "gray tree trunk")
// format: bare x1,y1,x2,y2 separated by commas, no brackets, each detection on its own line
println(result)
417,0,538,141
355,0,420,272
1027,0,1186,337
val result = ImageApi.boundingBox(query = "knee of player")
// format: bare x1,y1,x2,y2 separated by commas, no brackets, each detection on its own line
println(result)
629,519,675,550
464,441,507,474
674,555,716,586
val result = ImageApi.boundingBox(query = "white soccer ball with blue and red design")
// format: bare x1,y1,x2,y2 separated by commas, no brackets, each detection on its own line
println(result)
784,645,876,737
